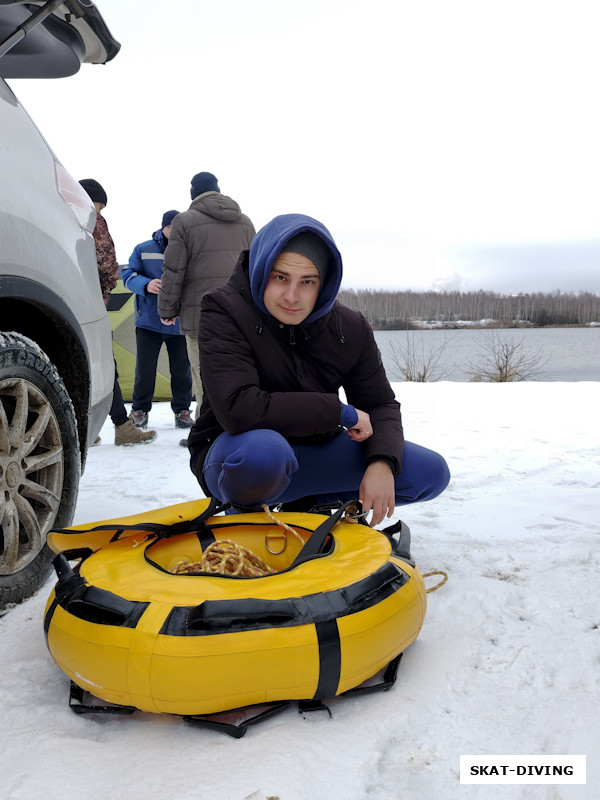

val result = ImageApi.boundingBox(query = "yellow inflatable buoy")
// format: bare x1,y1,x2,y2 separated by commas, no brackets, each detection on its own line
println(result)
44,498,427,735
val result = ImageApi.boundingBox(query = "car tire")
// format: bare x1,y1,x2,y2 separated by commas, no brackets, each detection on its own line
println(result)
0,332,81,609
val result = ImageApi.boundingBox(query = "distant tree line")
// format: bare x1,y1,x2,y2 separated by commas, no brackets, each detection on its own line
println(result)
337,288,600,328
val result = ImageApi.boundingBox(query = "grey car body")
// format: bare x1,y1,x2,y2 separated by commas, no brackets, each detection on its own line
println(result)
0,1,120,609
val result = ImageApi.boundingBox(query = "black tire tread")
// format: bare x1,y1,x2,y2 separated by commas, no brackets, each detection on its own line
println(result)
0,332,80,609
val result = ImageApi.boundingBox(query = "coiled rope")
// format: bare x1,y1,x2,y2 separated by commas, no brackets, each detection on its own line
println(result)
172,538,277,577
169,504,449,588
171,505,305,578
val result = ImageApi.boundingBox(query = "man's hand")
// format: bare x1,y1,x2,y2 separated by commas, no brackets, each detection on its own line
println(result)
359,460,395,527
160,317,177,326
346,408,373,442
146,278,161,294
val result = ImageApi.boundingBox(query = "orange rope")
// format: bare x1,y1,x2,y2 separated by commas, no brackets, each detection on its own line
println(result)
422,570,448,593
171,508,307,577
171,539,276,578
261,504,306,548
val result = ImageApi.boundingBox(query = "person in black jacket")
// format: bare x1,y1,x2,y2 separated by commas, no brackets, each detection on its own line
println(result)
187,213,449,526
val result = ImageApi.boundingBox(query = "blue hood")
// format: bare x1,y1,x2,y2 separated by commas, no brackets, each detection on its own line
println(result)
152,229,167,252
249,214,343,324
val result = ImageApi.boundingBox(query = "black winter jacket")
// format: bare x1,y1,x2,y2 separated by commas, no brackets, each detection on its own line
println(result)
188,252,404,492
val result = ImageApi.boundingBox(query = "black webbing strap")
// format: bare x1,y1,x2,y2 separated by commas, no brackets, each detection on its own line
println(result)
69,682,135,716
289,501,356,568
52,497,226,542
340,653,403,698
183,702,291,738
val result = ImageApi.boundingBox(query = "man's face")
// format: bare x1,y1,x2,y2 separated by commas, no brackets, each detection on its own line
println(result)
162,225,172,238
263,252,321,325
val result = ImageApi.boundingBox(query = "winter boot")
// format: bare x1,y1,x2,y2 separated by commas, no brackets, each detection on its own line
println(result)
175,410,194,429
115,418,157,446
130,410,149,429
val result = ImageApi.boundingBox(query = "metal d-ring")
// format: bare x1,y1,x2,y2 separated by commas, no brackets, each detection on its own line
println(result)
265,532,287,555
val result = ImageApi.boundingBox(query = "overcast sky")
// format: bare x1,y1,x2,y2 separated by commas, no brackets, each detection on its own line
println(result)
10,0,600,293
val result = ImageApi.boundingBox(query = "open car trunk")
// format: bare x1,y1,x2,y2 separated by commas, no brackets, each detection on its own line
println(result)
0,0,120,78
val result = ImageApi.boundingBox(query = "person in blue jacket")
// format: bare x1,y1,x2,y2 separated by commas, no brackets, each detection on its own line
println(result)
122,211,193,430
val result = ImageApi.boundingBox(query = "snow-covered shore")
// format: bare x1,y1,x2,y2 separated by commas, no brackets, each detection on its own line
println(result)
1,382,598,800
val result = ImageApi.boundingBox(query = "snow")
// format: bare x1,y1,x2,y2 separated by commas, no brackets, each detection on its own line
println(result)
1,383,599,800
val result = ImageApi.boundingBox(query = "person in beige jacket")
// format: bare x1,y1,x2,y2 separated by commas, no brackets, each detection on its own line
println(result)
158,172,255,424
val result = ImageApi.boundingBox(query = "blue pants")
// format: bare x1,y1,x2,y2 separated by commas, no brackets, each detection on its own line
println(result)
203,429,450,508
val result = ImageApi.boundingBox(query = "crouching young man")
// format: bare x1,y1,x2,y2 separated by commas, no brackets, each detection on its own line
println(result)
187,213,450,526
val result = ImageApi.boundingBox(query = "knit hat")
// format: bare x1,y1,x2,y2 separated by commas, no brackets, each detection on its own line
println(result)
190,172,220,199
249,213,343,324
79,179,107,206
280,231,331,282
161,210,179,228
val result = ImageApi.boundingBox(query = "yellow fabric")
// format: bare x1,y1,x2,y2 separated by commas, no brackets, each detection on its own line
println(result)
45,505,427,715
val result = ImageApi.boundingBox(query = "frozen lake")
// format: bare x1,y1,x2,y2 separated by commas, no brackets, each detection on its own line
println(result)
374,327,600,381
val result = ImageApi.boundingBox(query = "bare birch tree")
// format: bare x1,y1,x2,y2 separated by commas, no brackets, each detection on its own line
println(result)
386,332,456,382
466,331,549,382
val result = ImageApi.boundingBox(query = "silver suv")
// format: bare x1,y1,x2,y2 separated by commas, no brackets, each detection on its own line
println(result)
0,1,119,609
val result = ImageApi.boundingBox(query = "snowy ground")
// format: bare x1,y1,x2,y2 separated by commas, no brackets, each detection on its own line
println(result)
1,383,599,800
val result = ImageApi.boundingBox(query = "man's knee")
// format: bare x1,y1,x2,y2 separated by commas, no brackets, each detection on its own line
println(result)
204,430,298,505
395,443,450,504
427,450,451,498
